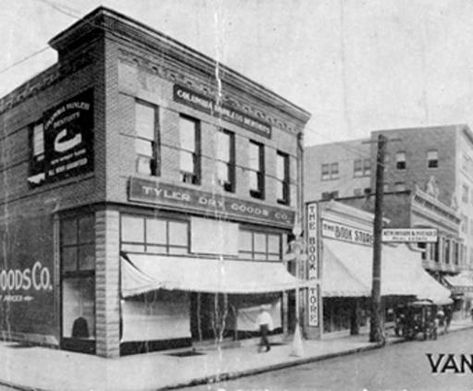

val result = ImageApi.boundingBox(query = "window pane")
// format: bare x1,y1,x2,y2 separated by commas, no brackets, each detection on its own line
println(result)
62,277,95,339
169,221,188,246
249,142,260,170
217,161,229,182
276,154,285,180
268,234,280,254
146,245,167,254
62,247,77,272
121,244,145,253
180,117,196,151
146,219,167,244
135,139,153,157
78,215,94,244
180,151,194,173
254,233,266,252
239,231,252,252
217,132,230,162
267,254,280,261
135,103,155,140
169,247,189,255
276,181,284,201
136,156,153,175
62,219,77,246
249,171,258,190
254,253,267,261
78,244,95,270
33,123,44,156
121,216,145,243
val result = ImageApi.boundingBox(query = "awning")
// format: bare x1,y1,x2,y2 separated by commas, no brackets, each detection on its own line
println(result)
121,254,314,298
322,239,452,304
444,272,473,293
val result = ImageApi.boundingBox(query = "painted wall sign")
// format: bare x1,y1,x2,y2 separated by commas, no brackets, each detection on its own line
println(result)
129,177,294,227
322,220,373,246
382,228,438,242
173,84,272,138
306,202,319,327
43,89,94,183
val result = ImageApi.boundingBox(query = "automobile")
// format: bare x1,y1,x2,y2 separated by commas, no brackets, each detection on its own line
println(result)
395,300,438,341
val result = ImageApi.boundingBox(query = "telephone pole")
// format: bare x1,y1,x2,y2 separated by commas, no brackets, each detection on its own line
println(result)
369,134,387,343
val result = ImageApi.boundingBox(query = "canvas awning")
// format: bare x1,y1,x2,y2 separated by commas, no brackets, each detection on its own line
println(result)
121,253,314,298
322,239,452,304
444,272,473,294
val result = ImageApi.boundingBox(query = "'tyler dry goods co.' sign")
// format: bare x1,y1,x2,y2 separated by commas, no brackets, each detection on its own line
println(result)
129,177,295,227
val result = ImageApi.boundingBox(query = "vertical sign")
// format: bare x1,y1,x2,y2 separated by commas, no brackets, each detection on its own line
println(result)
306,202,319,327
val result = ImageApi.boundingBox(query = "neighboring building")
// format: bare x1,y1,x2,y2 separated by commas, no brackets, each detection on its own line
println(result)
305,124,473,271
304,138,370,201
0,7,311,358
313,200,450,335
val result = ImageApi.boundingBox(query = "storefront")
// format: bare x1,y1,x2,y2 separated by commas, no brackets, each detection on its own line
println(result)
316,201,451,335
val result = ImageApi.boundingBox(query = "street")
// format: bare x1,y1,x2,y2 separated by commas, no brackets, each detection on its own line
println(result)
189,329,473,391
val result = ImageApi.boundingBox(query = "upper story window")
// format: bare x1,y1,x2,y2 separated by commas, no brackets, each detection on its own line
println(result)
461,214,468,234
121,215,189,255
61,214,95,273
238,230,281,261
276,151,290,205
363,159,371,176
248,141,264,199
462,183,469,203
179,115,200,185
216,130,235,192
396,151,406,170
354,159,362,177
427,150,438,168
135,101,158,176
28,122,46,186
322,162,339,180
321,191,339,200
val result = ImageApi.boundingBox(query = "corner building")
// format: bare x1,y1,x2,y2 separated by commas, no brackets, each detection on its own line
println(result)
0,7,310,357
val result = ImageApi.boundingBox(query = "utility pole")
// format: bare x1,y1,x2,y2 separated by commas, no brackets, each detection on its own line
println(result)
370,134,387,343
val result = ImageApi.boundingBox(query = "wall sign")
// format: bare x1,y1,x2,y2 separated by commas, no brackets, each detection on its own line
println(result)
173,84,272,138
43,89,94,183
322,220,373,246
382,228,438,243
306,202,319,327
129,177,294,227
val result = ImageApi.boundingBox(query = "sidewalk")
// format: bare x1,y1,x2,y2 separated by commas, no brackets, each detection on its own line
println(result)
0,319,472,391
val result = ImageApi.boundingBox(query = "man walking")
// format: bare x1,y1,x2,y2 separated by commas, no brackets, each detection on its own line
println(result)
256,305,273,353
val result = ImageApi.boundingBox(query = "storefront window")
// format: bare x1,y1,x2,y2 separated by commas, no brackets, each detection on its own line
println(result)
61,214,95,342
121,215,189,255
238,230,281,261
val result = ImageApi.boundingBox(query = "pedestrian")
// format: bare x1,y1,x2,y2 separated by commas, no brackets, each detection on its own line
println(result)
444,306,452,333
256,305,273,353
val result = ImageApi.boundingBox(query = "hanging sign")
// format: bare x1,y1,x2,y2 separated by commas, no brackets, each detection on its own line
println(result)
306,202,319,327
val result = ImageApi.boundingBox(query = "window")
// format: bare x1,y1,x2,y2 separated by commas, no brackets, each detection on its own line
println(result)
322,162,339,180
248,141,264,199
276,152,290,204
179,115,200,184
238,230,281,261
354,159,362,177
396,152,406,170
444,238,450,264
427,150,438,168
28,122,46,186
453,242,459,265
462,184,469,203
121,215,189,255
135,101,158,176
418,242,427,260
321,191,339,200
353,188,362,196
383,184,389,192
61,214,95,341
216,130,235,192
363,159,371,176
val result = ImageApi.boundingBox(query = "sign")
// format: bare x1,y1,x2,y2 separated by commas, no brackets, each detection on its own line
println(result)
308,286,319,327
322,220,373,246
43,89,94,182
306,202,319,327
173,84,272,138
382,228,438,242
129,177,295,227
306,203,319,280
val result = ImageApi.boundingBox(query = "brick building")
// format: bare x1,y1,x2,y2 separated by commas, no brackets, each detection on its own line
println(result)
305,125,473,271
0,7,311,357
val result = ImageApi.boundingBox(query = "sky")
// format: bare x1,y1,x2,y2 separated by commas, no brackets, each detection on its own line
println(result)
1,0,473,146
